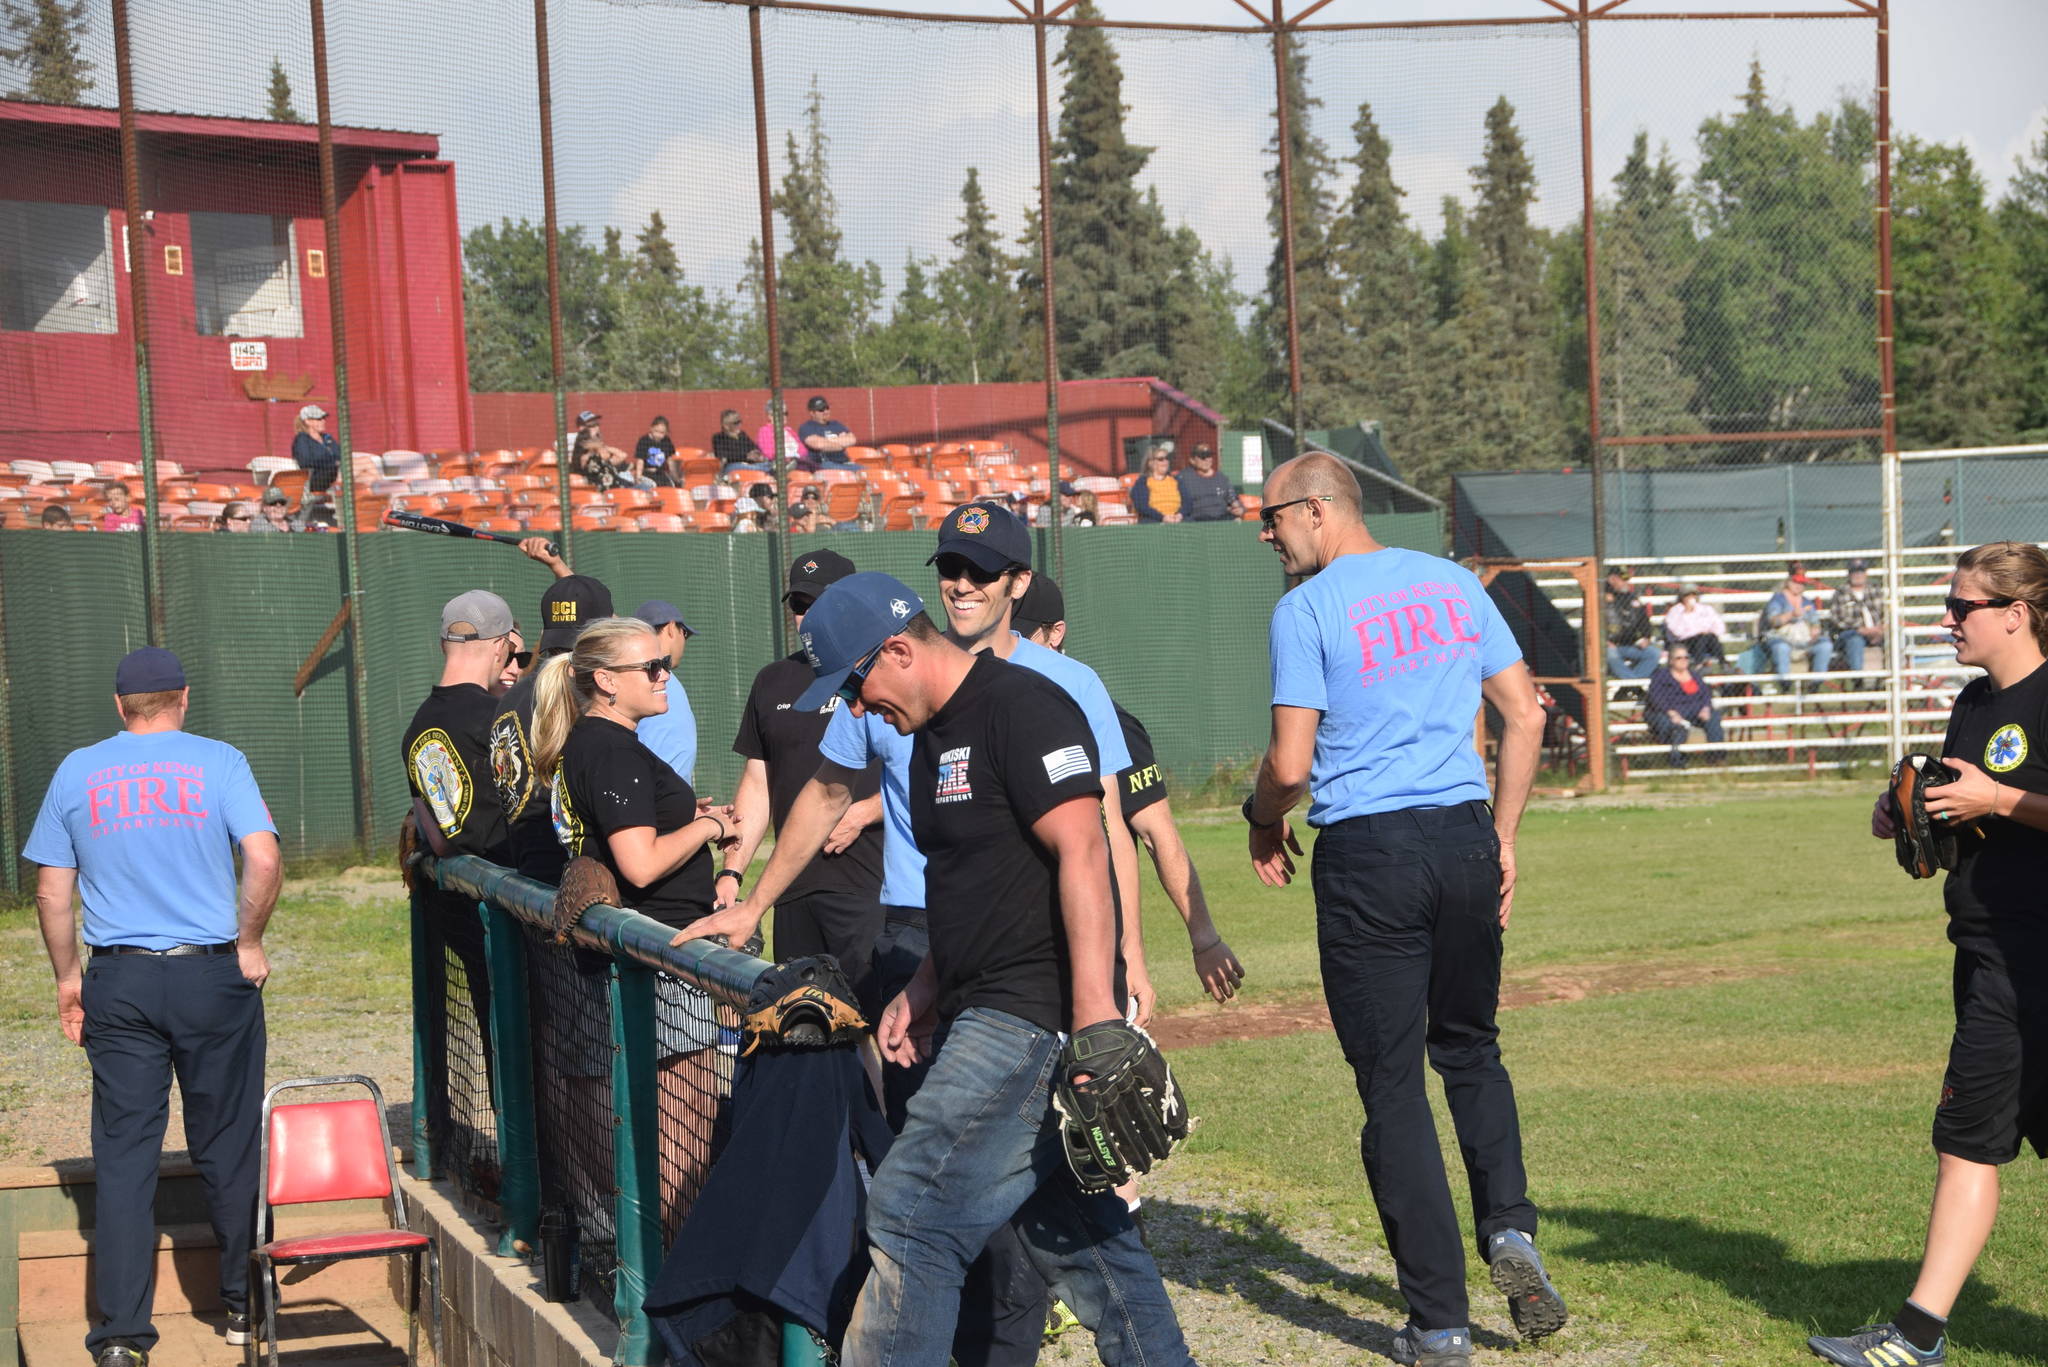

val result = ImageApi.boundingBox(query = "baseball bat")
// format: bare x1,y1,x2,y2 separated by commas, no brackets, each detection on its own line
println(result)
384,509,558,559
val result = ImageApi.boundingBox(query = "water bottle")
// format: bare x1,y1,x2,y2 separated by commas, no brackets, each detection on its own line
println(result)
539,1207,580,1302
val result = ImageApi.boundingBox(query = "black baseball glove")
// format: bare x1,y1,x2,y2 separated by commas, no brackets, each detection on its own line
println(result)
1053,1021,1190,1193
1890,752,1969,879
739,955,867,1056
552,856,621,943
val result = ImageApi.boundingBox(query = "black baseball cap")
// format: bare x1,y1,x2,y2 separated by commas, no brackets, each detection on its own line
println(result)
115,646,185,694
927,501,1031,576
1011,574,1066,639
795,572,927,711
785,548,856,605
807,395,830,411
539,574,613,652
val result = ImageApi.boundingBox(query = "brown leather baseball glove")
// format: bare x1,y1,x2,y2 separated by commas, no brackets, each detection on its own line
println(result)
739,956,867,1056
398,810,426,894
552,856,621,944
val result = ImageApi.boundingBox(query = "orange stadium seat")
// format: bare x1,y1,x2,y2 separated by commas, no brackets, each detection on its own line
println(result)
696,511,732,532
171,515,213,532
572,512,614,531
825,483,867,524
637,513,690,533
614,488,661,511
524,508,563,532
94,460,142,478
681,456,723,485
1239,494,1263,521
652,486,693,513
189,483,239,502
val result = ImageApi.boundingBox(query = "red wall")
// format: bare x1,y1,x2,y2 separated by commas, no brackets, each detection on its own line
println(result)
470,379,1220,478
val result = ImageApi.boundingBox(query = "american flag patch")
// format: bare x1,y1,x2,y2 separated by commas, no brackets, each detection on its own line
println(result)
1042,745,1092,784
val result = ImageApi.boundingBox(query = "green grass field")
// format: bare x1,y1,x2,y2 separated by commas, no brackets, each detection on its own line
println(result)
4,791,2043,1363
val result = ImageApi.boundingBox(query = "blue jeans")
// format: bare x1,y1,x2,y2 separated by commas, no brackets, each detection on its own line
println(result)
1835,631,1873,672
1606,643,1659,679
1766,634,1833,680
844,1007,1192,1367
1312,801,1537,1331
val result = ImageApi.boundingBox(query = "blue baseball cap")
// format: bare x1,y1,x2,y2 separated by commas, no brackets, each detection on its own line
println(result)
632,599,696,638
114,646,186,694
927,501,1031,576
794,572,927,712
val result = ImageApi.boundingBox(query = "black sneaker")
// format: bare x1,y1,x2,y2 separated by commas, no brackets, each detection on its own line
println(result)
1486,1229,1569,1341
224,1312,251,1346
1808,1323,1945,1367
94,1343,148,1367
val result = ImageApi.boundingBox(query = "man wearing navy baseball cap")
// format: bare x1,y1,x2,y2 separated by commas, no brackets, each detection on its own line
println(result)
789,573,1194,1366
26,647,281,1364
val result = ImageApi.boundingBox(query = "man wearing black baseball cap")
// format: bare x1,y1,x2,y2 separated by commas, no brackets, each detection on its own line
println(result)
785,572,1194,1366
493,572,614,881
797,394,860,471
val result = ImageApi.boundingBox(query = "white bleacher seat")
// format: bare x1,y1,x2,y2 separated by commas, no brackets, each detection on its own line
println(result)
10,460,56,483
381,450,430,480
95,460,142,478
410,478,456,495
248,456,297,481
187,501,226,519
1074,476,1124,494
50,460,97,483
369,478,409,496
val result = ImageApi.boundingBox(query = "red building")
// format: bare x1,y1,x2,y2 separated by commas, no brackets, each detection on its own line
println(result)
0,100,469,469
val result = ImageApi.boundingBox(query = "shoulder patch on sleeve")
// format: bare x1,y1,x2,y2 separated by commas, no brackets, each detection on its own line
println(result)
1042,745,1092,785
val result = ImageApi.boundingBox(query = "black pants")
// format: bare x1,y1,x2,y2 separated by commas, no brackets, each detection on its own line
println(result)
1312,800,1538,1330
423,892,495,1173
81,952,267,1354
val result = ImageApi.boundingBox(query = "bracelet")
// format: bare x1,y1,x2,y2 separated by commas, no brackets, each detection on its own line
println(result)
702,813,728,841
1240,794,1278,830
715,867,743,886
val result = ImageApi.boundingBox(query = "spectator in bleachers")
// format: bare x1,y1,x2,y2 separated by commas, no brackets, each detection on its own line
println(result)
301,502,339,532
1130,446,1183,523
731,496,766,533
714,409,767,472
573,413,648,491
636,415,680,487
99,481,143,532
1032,481,1080,528
41,503,74,530
796,483,837,529
1645,646,1724,768
756,403,806,471
789,501,822,536
797,396,859,470
291,404,340,494
1602,565,1660,679
1762,574,1834,684
1829,558,1886,672
1175,443,1243,522
1661,583,1728,669
216,500,257,532
252,486,294,533
747,482,780,525
1070,490,1100,526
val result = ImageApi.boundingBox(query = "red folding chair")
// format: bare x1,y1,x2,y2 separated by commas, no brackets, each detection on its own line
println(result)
250,1075,431,1367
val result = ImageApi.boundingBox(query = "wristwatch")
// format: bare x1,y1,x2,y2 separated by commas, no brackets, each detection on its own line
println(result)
715,868,743,888
1240,794,1278,830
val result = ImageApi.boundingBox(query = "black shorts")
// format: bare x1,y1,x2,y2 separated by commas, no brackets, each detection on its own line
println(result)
1932,938,2048,1164
773,889,885,1015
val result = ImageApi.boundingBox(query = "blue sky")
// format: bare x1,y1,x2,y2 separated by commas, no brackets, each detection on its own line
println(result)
68,0,2048,299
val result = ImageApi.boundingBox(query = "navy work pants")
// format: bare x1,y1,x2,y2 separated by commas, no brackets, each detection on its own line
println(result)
1312,800,1538,1330
81,951,267,1355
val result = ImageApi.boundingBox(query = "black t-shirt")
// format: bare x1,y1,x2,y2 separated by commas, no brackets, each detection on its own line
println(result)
1941,662,2048,944
403,683,510,862
635,434,678,486
733,654,885,901
555,715,712,928
713,431,762,467
911,654,1123,1032
1113,704,1168,824
491,672,566,883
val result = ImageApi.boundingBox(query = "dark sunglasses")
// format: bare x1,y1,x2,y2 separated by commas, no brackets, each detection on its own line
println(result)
837,642,886,704
1946,596,2016,621
604,657,671,682
933,553,1004,585
226,513,253,522
1259,494,1332,530
510,650,533,669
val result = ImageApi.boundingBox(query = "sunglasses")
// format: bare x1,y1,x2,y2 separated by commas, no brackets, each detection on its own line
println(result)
1946,596,2016,621
604,657,671,682
837,641,886,704
510,650,533,669
226,514,253,522
1259,494,1332,530
933,553,1005,585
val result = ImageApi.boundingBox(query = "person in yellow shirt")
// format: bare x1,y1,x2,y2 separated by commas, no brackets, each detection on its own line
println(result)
1130,445,1183,523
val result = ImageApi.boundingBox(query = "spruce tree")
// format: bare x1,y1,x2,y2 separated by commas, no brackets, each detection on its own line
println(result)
265,56,301,123
2000,127,2048,436
1257,41,1349,427
461,219,615,392
1329,99,1430,448
1600,131,1700,442
0,0,91,104
636,210,680,281
936,167,1022,383
1464,96,1565,462
771,78,884,385
1892,137,2022,447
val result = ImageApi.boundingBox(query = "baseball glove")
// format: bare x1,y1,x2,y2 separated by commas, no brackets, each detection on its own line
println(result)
739,955,867,1056
1891,752,1967,879
552,856,621,944
397,810,425,894
1053,1020,1190,1193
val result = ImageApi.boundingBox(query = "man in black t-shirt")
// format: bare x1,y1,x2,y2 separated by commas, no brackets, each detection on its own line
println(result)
795,572,1193,1367
721,549,890,1008
492,573,614,884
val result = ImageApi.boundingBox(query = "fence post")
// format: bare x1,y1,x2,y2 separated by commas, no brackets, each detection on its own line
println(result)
533,0,575,564
1874,0,1903,757
750,4,793,645
408,884,437,1180
481,902,541,1259
1269,1,1307,448
109,0,166,646
1576,2,1608,584
608,964,662,1366
1032,0,1064,581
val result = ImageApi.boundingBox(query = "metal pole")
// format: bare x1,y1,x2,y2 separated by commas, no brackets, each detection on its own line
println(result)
1034,0,1064,580
607,965,662,1365
310,0,380,855
751,6,793,646
407,885,436,1180
1577,2,1609,790
1269,1,1306,447
534,0,575,561
1875,0,1904,757
481,903,541,1259
111,0,165,645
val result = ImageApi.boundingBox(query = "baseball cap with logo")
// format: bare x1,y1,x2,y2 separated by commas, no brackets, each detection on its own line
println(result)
785,548,856,606
794,572,927,711
577,409,601,425
927,501,1031,576
538,574,613,653
298,404,327,421
114,646,186,694
1010,574,1066,640
442,589,514,642
807,395,831,412
632,599,697,638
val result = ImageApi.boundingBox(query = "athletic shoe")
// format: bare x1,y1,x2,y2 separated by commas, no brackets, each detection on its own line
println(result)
94,1343,148,1367
224,1312,251,1346
1807,1324,1946,1367
1043,1299,1081,1344
1486,1229,1569,1341
1388,1324,1472,1366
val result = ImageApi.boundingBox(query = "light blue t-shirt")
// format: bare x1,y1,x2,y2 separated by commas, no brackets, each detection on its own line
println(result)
1270,548,1521,826
820,705,921,908
23,729,276,949
1008,636,1131,778
638,672,697,783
